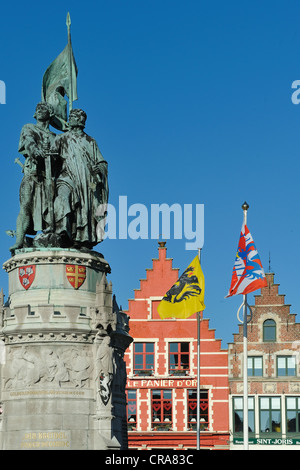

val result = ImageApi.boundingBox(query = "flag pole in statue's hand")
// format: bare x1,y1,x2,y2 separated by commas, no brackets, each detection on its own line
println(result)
43,136,55,232
66,12,73,112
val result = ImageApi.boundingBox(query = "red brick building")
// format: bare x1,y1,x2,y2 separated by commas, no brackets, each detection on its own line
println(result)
229,272,300,449
124,243,230,450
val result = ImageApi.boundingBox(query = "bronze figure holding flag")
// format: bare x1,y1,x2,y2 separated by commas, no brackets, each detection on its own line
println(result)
10,13,108,254
41,12,78,131
10,102,57,253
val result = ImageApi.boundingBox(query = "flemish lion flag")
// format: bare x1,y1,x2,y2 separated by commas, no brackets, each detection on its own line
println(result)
41,41,78,130
226,223,267,297
157,256,205,319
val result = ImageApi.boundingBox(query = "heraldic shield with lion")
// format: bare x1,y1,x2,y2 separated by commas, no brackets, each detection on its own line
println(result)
157,255,205,319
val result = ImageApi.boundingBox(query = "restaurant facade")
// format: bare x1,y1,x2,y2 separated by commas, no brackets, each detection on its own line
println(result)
124,243,230,450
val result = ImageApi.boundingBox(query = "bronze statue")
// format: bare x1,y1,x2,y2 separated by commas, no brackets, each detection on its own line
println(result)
10,16,109,254
52,108,108,250
10,102,56,253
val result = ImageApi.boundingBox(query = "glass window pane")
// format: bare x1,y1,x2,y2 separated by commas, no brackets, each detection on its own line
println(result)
249,411,255,433
277,357,285,368
181,342,189,352
247,358,253,375
254,357,263,376
146,343,154,353
145,356,154,366
234,411,243,432
288,357,296,375
271,398,281,410
171,355,179,368
234,397,243,410
134,356,143,365
254,357,262,368
188,407,197,422
248,397,254,410
263,320,276,341
134,343,143,352
271,411,281,432
169,356,176,365
288,356,295,367
260,398,269,410
260,410,270,432
169,343,178,352
287,411,297,432
264,329,275,341
181,356,189,368
287,398,296,410
163,406,172,420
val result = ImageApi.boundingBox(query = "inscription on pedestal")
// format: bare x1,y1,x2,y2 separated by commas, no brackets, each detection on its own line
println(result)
20,431,71,449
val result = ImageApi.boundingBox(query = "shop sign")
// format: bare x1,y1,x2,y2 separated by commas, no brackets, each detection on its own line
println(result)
233,437,300,446
127,378,197,388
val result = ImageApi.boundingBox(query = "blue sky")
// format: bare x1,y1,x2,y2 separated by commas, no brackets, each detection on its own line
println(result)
1,0,300,347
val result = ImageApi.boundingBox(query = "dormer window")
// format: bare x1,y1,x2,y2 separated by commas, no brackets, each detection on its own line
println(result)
263,319,276,342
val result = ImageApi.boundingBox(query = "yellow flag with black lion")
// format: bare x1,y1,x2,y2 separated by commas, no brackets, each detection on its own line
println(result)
157,255,205,319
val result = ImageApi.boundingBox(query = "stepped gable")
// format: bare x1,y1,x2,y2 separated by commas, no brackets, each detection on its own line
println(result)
229,271,300,384
127,243,179,320
232,272,299,345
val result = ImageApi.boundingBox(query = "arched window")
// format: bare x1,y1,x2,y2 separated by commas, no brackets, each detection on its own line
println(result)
263,319,276,342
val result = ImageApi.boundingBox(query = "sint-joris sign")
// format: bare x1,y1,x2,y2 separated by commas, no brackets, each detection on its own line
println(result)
234,437,300,446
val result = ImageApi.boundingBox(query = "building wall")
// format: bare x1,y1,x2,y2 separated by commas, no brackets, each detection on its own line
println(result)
228,272,300,450
124,244,230,450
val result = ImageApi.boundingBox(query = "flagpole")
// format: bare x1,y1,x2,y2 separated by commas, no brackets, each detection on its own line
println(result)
66,12,73,112
229,202,264,449
197,247,201,450
242,202,249,450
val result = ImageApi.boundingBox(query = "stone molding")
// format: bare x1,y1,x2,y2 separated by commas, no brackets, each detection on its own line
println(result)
3,248,111,274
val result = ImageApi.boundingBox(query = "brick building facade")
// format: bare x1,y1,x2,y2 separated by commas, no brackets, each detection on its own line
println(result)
198,313,229,449
124,243,229,450
228,272,300,449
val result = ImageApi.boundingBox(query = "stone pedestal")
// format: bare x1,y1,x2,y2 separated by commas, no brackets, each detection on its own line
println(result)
0,248,132,450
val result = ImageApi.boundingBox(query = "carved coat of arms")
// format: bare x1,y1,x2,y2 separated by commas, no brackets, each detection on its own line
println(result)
18,265,36,290
66,264,86,289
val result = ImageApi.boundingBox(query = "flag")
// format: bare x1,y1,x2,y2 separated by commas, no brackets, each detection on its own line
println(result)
226,223,267,297
157,255,205,319
41,41,78,130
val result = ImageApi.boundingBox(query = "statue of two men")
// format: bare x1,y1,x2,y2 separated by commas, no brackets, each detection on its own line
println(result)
10,103,108,254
